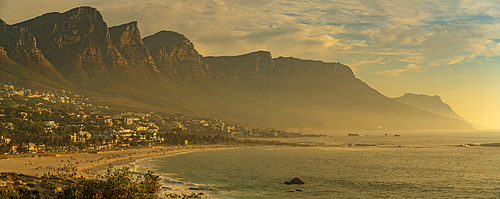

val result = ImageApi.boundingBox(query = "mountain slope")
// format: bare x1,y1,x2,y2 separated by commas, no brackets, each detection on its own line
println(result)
206,52,474,130
0,6,475,131
0,45,71,91
0,18,64,81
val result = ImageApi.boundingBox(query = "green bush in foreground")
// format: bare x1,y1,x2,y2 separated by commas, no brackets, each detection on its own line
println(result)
0,166,206,199
57,165,160,199
0,186,44,199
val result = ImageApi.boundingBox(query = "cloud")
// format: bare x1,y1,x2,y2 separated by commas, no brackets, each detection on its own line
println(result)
2,0,500,67
347,57,384,68
376,63,423,76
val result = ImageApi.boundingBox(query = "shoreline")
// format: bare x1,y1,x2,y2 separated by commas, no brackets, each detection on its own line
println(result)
0,145,248,198
0,144,267,179
0,145,243,178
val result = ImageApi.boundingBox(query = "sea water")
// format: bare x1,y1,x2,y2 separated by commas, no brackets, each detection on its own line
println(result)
132,131,500,198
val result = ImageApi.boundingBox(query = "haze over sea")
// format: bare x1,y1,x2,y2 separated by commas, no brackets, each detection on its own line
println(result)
131,130,500,198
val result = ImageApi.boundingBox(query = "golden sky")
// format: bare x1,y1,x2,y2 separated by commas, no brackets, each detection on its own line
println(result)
1,0,499,128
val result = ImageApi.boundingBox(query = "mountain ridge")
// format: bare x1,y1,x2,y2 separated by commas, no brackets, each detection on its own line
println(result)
393,93,469,122
0,6,475,131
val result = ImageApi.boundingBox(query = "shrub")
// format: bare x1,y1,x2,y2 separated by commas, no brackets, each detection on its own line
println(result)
56,165,160,199
0,186,44,199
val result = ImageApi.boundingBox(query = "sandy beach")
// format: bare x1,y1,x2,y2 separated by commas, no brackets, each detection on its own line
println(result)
0,146,213,178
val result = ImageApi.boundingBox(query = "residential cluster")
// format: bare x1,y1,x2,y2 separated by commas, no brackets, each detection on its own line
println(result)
0,85,312,155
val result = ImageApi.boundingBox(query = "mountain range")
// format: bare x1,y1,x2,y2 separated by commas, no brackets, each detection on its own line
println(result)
0,6,474,131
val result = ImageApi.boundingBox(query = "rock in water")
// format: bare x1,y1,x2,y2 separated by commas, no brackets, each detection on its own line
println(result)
290,178,305,184
285,177,305,185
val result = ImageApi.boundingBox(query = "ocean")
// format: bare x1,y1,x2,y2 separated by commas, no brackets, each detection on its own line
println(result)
130,130,500,198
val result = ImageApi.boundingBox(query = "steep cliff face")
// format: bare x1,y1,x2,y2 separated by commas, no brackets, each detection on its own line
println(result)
206,52,357,88
274,57,355,82
14,6,126,88
143,31,210,80
109,21,159,73
205,51,284,87
0,18,62,80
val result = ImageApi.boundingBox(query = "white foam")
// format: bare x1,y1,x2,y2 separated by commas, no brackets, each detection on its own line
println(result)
129,151,216,197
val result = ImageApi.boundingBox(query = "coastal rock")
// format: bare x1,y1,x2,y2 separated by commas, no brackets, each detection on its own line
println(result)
285,177,305,185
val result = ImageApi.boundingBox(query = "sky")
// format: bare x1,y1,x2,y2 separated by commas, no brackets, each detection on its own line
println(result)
1,0,499,129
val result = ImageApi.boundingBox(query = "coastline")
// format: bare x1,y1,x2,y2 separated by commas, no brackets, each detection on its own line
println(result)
0,145,240,198
0,145,237,178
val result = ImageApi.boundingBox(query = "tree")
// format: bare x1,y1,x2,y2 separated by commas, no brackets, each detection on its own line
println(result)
112,135,118,144
0,125,7,137
43,138,50,146
17,146,28,154
35,141,40,153
26,138,32,153
31,124,44,135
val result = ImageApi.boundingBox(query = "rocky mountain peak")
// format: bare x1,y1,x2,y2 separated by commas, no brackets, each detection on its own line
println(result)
64,6,103,21
109,21,158,73
400,93,443,103
243,50,272,59
143,30,209,80
14,6,126,88
143,30,191,45
110,21,142,46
